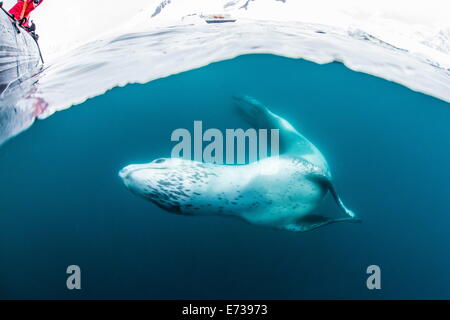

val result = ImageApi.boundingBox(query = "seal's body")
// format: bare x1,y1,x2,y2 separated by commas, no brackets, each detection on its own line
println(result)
120,96,359,232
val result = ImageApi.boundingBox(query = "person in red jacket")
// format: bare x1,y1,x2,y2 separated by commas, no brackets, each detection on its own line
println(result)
9,0,43,29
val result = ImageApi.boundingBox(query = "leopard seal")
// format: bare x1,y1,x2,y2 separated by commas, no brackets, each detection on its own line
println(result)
119,96,359,232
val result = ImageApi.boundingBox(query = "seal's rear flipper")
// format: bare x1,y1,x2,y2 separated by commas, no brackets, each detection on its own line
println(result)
233,96,297,132
232,95,326,167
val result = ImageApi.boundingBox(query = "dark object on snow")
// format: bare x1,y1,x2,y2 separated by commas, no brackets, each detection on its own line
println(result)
25,19,36,32
204,14,237,24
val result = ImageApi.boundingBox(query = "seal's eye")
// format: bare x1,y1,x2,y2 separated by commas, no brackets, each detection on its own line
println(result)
153,158,166,164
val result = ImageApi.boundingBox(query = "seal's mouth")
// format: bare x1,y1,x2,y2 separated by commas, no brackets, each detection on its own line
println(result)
119,164,168,180
119,164,146,180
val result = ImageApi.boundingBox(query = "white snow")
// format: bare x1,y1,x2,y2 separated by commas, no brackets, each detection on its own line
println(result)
3,0,449,67
1,0,440,67
140,0,450,69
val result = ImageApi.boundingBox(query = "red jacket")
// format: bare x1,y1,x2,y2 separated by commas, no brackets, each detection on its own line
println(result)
9,0,43,21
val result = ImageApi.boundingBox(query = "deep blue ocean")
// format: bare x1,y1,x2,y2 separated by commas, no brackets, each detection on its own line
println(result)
1,54,450,299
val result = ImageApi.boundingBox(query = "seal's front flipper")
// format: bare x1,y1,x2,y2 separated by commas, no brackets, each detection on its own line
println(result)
307,173,359,220
287,215,361,232
327,181,358,219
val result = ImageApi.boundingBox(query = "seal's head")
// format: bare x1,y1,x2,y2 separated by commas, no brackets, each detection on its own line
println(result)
119,158,210,214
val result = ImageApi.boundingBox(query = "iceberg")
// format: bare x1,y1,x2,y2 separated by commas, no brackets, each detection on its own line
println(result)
0,6,43,95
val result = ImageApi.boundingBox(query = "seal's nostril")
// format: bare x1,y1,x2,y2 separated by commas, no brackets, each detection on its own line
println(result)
119,168,129,179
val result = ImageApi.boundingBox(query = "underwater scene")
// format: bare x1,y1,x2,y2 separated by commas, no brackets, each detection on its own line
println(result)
1,53,450,299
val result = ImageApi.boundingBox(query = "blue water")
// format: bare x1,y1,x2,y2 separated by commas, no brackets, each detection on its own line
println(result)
1,54,450,299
